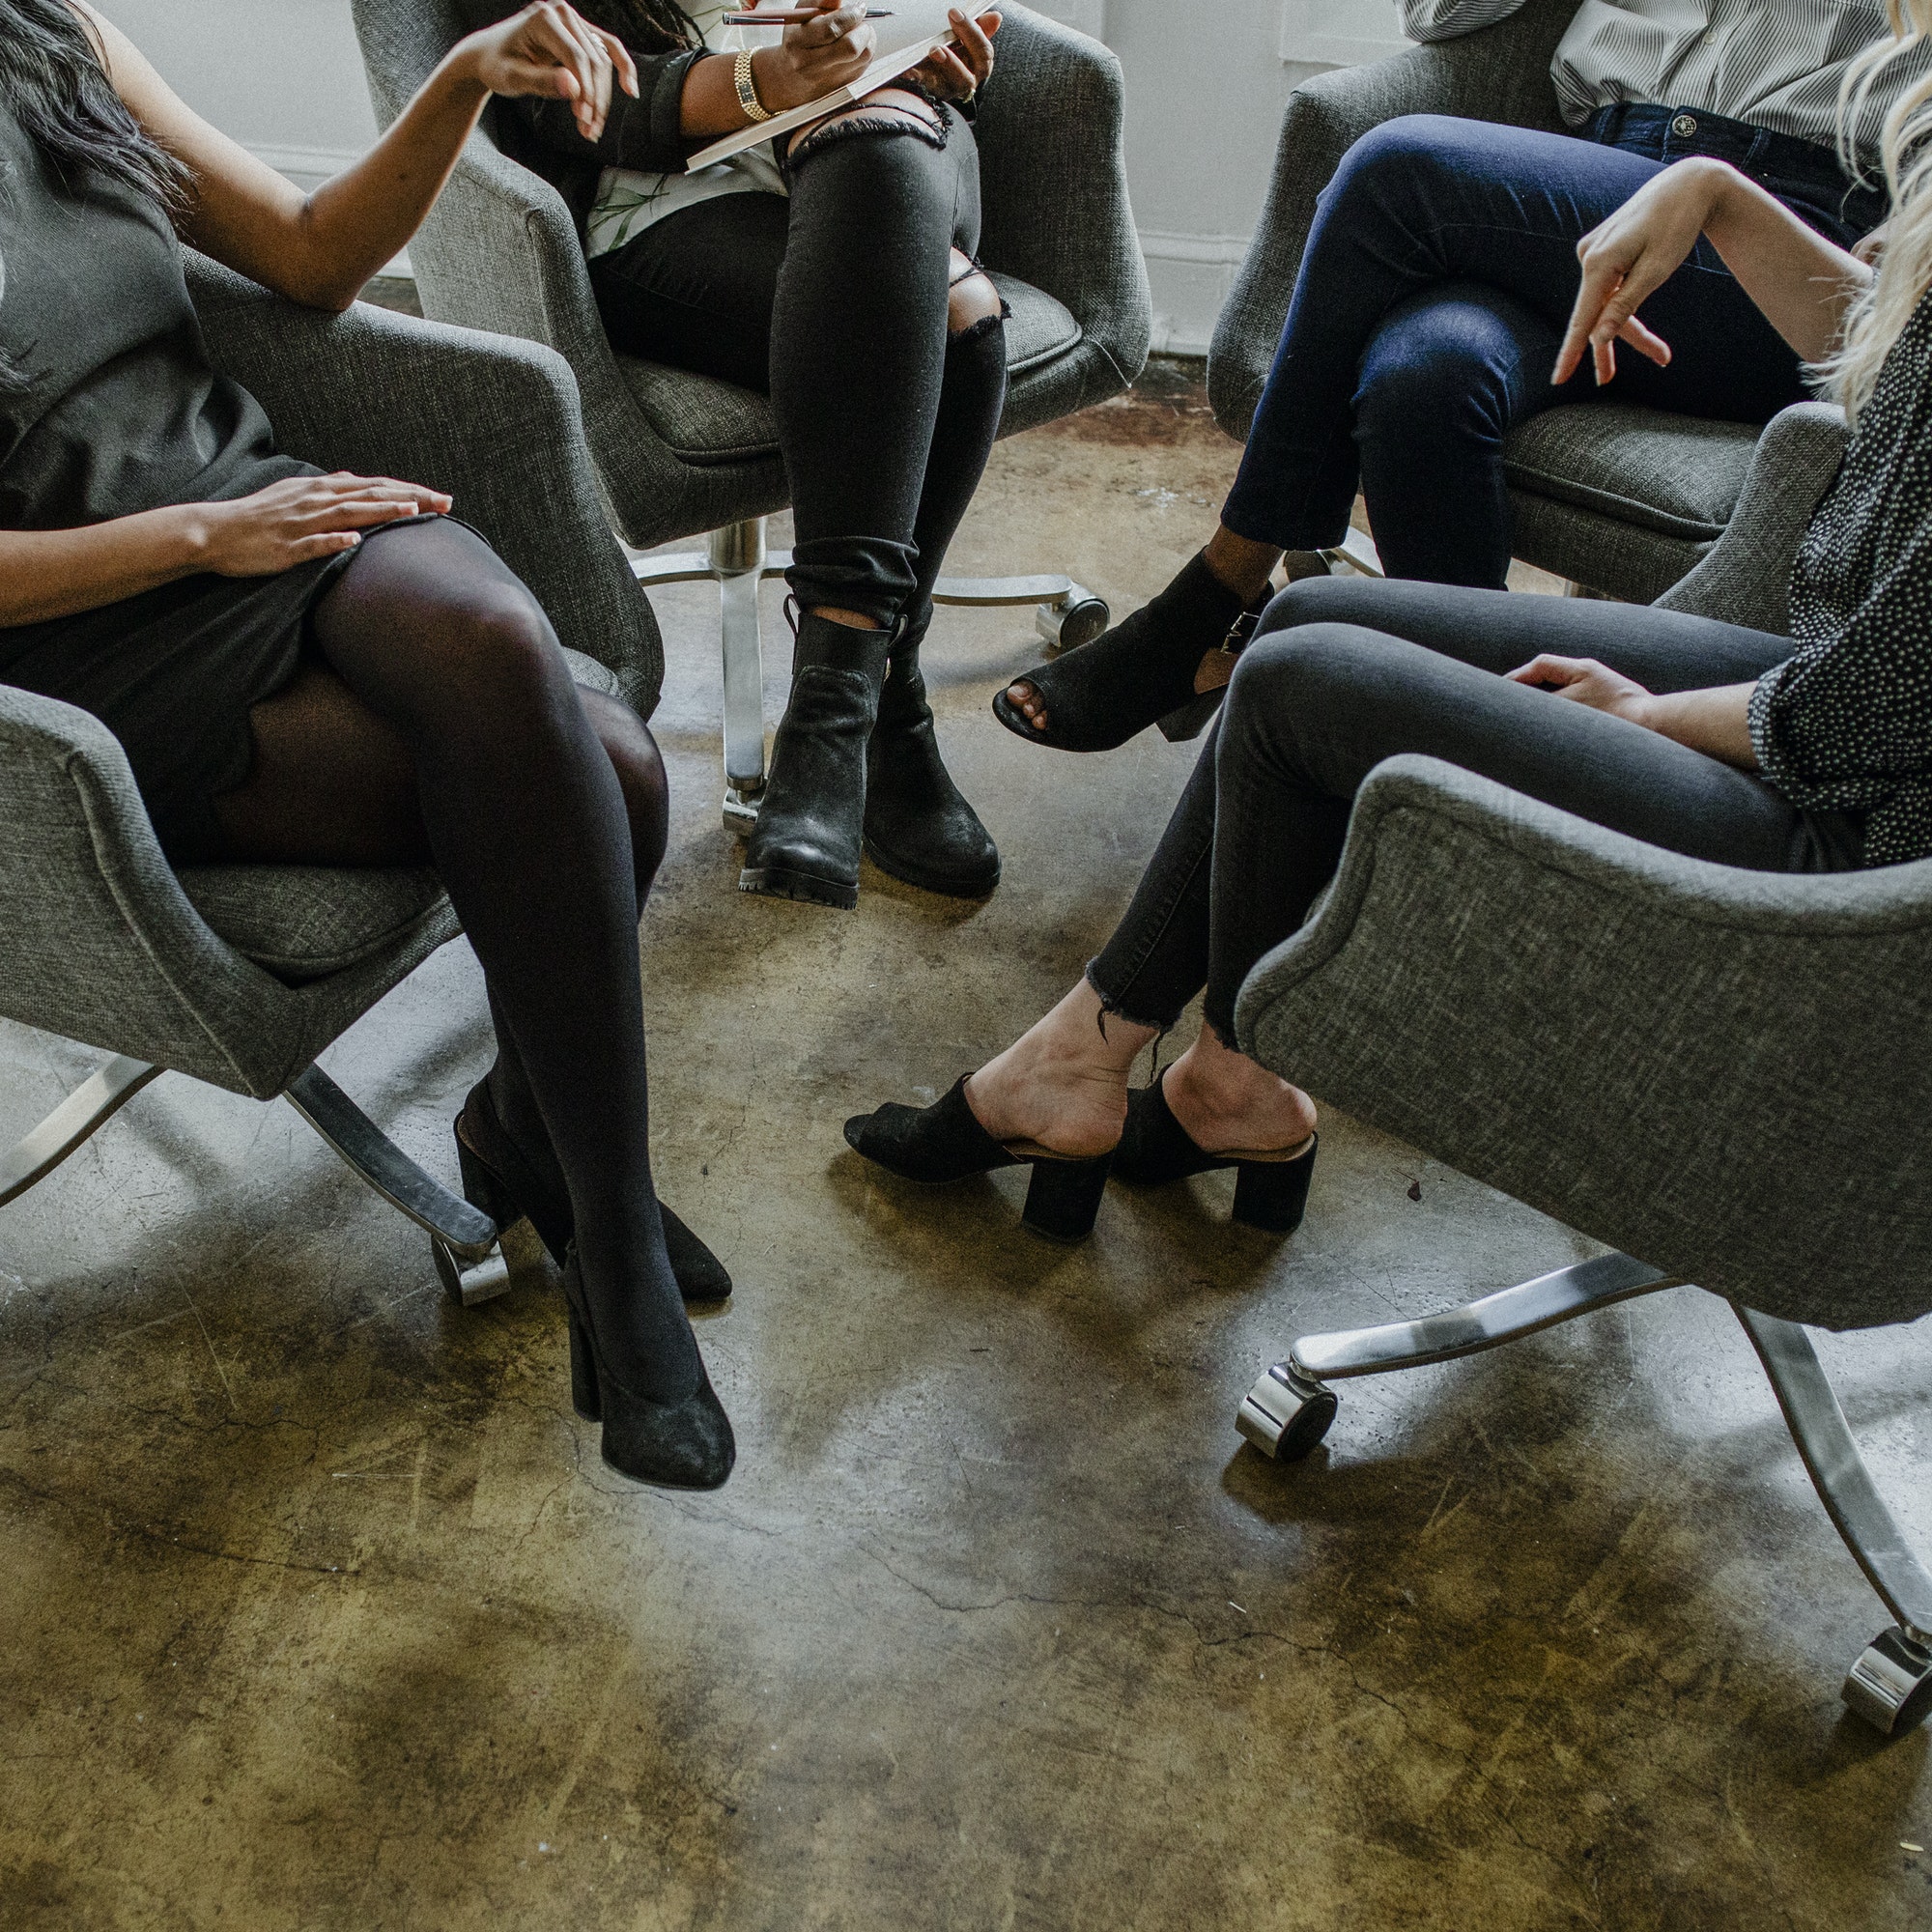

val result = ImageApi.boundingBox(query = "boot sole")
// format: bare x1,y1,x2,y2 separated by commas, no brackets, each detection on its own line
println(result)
739,864,859,912
862,835,1001,901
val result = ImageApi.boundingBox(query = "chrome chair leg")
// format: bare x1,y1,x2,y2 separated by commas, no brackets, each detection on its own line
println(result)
1236,1252,1679,1459
1735,1305,1932,1736
932,573,1110,651
283,1064,509,1307
0,1055,162,1208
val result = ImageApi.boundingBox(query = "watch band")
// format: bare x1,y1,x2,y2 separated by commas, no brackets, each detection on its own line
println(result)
734,48,772,124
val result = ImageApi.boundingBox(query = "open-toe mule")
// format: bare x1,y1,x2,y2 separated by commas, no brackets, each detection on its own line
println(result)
1114,1069,1317,1233
844,1075,1114,1243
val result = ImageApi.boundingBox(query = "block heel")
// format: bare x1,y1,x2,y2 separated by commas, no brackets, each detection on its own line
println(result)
1232,1150,1317,1235
1021,1152,1115,1243
845,1075,1116,1244
1115,1069,1318,1234
566,1306,602,1422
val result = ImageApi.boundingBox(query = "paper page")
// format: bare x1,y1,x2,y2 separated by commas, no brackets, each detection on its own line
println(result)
688,2,984,171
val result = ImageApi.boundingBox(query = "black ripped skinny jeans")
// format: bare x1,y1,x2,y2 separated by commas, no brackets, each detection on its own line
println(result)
588,101,1006,632
1088,578,1866,1043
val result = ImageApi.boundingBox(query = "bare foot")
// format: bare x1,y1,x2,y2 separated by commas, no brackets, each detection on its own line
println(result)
964,980,1155,1157
1162,1024,1317,1156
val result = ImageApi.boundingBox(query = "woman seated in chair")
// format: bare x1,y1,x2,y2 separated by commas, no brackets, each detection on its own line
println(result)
0,0,735,1488
846,8,1932,1242
996,0,1919,757
487,0,1009,912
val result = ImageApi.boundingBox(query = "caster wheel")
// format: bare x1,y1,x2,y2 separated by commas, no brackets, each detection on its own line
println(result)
1236,1362,1338,1461
1843,1627,1932,1735
434,1236,512,1308
1035,586,1109,653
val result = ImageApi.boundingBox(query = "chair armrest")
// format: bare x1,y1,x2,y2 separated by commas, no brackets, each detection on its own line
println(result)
185,252,661,714
1234,754,1932,1330
0,686,290,1092
1208,0,1576,438
975,4,1151,395
1652,401,1848,636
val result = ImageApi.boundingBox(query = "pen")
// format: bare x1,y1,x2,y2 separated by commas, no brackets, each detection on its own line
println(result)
721,10,895,21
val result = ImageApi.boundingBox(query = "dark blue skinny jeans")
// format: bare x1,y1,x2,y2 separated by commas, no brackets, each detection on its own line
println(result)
1221,106,1887,588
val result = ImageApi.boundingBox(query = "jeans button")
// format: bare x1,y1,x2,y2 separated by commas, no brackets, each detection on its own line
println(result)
1671,113,1698,137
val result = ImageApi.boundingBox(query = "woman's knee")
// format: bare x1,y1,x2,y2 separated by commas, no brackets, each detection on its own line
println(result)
785,91,947,169
948,248,1001,334
1229,622,1388,725
1327,113,1479,218
582,691,668,883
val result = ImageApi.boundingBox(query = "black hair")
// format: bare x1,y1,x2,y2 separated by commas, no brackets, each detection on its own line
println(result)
0,0,188,210
582,0,703,54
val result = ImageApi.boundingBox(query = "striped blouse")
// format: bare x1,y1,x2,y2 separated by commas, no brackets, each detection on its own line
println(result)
1402,1,1932,160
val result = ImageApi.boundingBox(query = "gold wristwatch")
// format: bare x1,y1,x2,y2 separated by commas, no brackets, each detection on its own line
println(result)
734,48,772,123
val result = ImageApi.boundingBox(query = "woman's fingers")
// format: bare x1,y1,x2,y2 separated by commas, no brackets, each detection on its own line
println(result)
1506,654,1587,686
597,26,639,98
1618,313,1673,368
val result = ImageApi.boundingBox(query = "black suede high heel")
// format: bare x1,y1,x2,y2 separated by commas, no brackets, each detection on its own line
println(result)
1114,1069,1318,1233
844,1075,1114,1243
454,1080,732,1302
559,1248,735,1489
991,552,1272,753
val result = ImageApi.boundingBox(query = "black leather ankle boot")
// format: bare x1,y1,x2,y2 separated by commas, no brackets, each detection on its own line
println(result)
741,610,895,911
863,614,1001,898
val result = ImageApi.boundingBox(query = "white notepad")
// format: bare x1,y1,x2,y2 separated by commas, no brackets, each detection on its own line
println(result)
687,2,994,171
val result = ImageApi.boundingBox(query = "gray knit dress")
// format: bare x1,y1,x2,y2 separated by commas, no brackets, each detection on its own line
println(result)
0,101,368,862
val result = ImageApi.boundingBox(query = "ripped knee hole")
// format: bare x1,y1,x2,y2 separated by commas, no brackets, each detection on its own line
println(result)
786,97,947,164
949,269,1003,334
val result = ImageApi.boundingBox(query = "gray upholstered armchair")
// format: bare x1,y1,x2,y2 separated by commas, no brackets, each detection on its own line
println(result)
1208,0,1848,611
0,253,655,1306
352,0,1152,826
1231,402,1932,1737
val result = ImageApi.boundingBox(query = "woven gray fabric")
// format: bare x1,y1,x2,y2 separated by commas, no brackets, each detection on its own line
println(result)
351,0,1151,549
1204,0,1812,602
185,253,662,715
1235,754,1932,1330
1503,404,1759,540
0,284,646,1098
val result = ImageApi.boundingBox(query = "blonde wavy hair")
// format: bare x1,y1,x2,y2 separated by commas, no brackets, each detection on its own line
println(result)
1829,1,1932,416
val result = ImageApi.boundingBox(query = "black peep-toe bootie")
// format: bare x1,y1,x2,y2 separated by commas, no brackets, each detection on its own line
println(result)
741,608,894,911
863,611,1002,898
844,1075,1114,1243
455,1080,732,1301
1114,1068,1318,1233
991,551,1273,753
560,1248,736,1489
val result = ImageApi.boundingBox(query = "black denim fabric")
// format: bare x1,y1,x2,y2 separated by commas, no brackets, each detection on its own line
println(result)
589,102,1004,630
1087,579,1864,1040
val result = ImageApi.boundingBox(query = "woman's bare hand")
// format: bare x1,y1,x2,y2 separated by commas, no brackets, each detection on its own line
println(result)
1507,652,1657,726
1553,156,1734,388
911,9,1001,102
455,1,639,143
756,4,878,114
186,474,452,578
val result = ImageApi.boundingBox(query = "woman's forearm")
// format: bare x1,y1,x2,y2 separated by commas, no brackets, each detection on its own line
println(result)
681,52,759,136
274,55,495,311
1701,163,1872,365
0,512,210,629
1638,682,1759,768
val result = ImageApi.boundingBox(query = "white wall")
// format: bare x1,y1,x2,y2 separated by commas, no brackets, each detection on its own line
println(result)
98,0,1402,353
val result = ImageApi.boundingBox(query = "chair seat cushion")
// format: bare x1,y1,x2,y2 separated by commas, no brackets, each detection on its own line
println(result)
1502,403,1762,541
615,275,1085,464
177,866,451,983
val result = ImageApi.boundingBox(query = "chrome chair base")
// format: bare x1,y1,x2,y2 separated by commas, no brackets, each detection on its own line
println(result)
633,517,1110,832
4,1056,511,1309
1239,1255,1932,1735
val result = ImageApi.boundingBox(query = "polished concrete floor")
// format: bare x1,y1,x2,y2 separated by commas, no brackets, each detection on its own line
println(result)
2,352,1928,1932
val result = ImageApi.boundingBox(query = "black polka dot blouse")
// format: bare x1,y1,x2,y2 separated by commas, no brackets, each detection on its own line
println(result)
1750,291,1932,867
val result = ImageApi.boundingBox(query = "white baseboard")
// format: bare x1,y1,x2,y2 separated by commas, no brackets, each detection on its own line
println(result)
1139,228,1252,358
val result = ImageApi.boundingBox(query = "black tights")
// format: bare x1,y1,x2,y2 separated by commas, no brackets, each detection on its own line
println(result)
212,518,696,1404
589,94,1008,631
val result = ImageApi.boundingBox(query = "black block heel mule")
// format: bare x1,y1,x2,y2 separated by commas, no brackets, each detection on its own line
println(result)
1114,1069,1318,1233
560,1248,735,1490
844,1076,1114,1243
454,1080,732,1302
